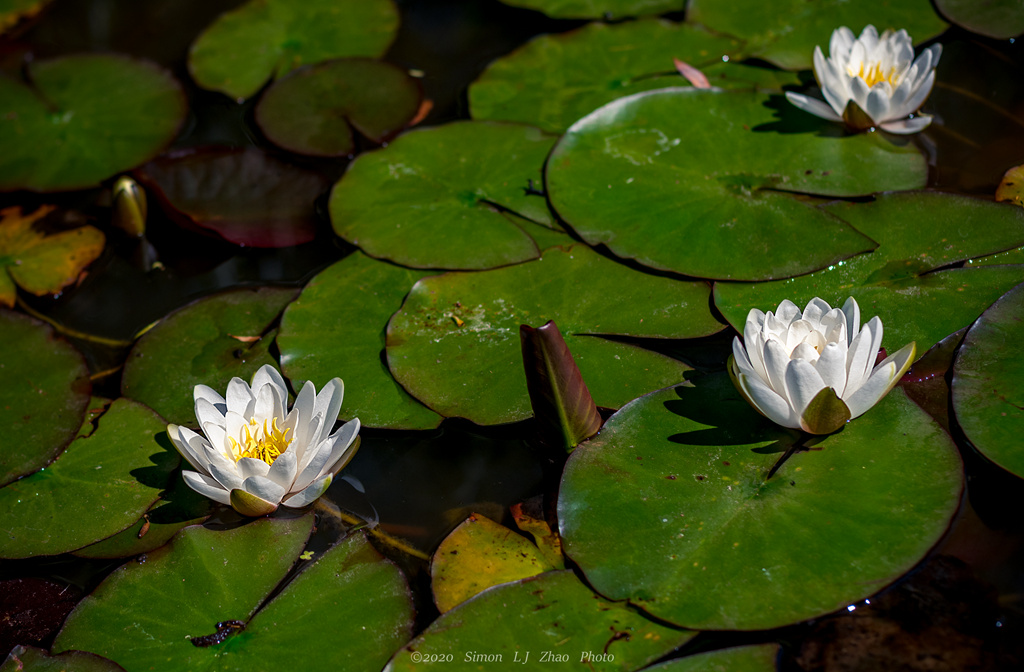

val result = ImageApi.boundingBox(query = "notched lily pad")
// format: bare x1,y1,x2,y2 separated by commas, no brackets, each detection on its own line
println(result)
189,0,400,102
0,398,177,559
277,252,441,430
715,191,1024,357
952,281,1024,479
0,53,186,192
121,286,298,426
329,121,557,270
0,309,90,487
386,245,722,425
558,373,964,631
545,88,921,281
688,0,947,70
256,57,422,158
0,205,105,308
137,147,331,248
386,570,696,671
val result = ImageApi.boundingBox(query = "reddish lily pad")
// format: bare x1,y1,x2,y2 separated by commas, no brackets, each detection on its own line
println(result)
0,54,186,192
189,0,399,102
256,58,422,158
137,147,331,248
0,309,90,487
121,287,298,427
0,205,105,308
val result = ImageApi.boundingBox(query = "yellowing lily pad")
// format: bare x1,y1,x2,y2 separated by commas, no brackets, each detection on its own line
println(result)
714,192,1024,358
952,282,1024,479
189,0,399,102
497,0,682,19
545,88,918,281
688,0,948,70
0,205,105,308
558,373,963,630
0,309,90,487
121,287,298,426
386,245,722,425
431,514,556,613
386,570,696,671
0,54,186,192
277,252,442,430
996,164,1024,207
0,398,177,559
255,58,423,157
329,121,558,270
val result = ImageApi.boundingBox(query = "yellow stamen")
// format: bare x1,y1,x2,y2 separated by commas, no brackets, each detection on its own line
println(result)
228,417,292,465
850,62,898,88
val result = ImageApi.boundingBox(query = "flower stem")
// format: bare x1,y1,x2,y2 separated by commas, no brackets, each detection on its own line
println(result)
314,498,429,561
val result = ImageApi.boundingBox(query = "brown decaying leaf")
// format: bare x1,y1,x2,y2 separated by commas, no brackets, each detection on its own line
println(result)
673,58,711,89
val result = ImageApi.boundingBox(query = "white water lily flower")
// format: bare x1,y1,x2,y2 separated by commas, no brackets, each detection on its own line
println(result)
785,25,942,134
167,364,360,517
729,297,915,435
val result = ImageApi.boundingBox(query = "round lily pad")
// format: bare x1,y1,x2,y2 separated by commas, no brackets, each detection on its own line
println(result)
329,121,557,270
256,58,422,158
56,523,414,672
277,252,441,430
687,0,948,70
0,310,90,487
0,398,177,559
558,373,964,631
469,19,747,133
0,646,123,672
714,191,1024,358
137,147,331,248
385,570,696,671
121,287,298,427
386,245,722,425
545,88,920,281
497,0,682,19
189,0,399,102
936,0,1024,40
0,53,186,192
645,645,779,672
952,282,1024,478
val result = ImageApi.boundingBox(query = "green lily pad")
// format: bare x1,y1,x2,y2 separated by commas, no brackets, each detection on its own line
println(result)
497,0,681,19
687,0,948,70
645,645,779,672
545,88,921,281
0,310,90,487
935,0,1024,40
121,287,298,427
0,646,123,672
56,523,414,672
0,54,186,192
137,147,331,248
277,252,441,430
431,514,556,613
189,0,399,102
385,570,696,671
952,282,1024,478
255,58,422,158
714,192,1024,357
0,205,105,308
329,121,557,270
469,20,748,133
73,470,214,559
558,373,963,631
386,245,722,425
0,398,177,559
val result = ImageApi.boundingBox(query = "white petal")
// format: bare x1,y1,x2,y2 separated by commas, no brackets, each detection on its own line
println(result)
223,411,249,455
815,341,849,394
202,420,228,454
195,398,226,435
785,359,827,417
241,476,287,505
738,373,800,429
774,300,801,326
786,91,844,122
740,323,770,383
208,461,244,492
879,115,933,134
732,336,758,380
312,378,344,445
236,456,270,480
762,338,792,403
323,419,361,475
225,378,255,418
170,425,211,475
182,471,230,505
252,381,283,425
801,297,833,326
193,385,226,413
267,449,298,490
898,70,936,117
829,27,856,62
791,342,820,364
849,76,871,113
865,84,892,123
841,297,860,346
251,365,289,408
845,316,884,395
281,474,333,509
845,342,916,417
